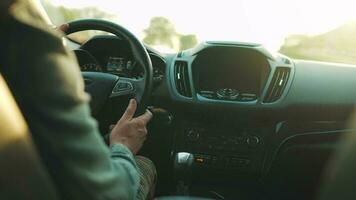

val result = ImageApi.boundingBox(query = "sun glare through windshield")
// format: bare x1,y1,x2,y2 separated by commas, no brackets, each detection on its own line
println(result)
41,0,356,65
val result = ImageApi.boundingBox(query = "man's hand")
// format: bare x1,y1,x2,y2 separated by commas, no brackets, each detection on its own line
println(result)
110,99,153,154
55,23,69,33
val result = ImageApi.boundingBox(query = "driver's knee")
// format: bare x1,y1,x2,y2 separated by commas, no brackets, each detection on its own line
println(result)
135,156,157,200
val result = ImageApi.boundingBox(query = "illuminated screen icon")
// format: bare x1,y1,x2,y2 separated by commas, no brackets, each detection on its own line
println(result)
107,57,125,72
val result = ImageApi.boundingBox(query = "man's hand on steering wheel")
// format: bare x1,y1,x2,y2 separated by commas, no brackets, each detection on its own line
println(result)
109,99,153,154
54,23,69,33
58,24,69,32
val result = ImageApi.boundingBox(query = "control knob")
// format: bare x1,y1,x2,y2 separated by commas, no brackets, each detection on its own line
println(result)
216,88,239,100
246,135,260,147
187,130,200,142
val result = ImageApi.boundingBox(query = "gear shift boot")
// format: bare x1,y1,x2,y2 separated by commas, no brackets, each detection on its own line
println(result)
173,152,194,195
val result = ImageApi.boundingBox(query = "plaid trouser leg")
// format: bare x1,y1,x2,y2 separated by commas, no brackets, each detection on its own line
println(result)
135,156,157,200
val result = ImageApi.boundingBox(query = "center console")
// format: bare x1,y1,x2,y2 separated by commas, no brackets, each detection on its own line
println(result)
173,122,269,176
168,43,280,198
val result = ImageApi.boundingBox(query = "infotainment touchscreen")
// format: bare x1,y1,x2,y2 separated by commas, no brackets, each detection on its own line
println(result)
193,47,270,101
198,60,261,93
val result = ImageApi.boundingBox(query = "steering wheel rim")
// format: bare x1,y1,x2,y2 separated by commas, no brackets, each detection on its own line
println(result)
65,19,153,116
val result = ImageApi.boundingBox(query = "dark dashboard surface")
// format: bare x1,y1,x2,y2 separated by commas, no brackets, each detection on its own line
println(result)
73,35,356,122
71,35,356,131
72,35,356,187
169,42,356,121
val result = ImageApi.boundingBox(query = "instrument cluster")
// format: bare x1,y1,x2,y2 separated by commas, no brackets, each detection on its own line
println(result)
74,49,165,81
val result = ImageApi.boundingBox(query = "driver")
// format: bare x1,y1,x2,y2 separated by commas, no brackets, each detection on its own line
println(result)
0,0,156,199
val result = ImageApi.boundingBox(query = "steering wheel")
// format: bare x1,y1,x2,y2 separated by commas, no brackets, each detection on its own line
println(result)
64,19,153,116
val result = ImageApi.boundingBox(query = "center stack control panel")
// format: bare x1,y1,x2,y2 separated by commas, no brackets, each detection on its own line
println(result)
175,124,266,173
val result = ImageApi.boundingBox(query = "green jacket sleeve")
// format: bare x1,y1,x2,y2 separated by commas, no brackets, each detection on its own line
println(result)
0,1,139,199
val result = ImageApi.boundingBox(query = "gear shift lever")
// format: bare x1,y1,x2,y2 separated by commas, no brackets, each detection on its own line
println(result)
173,152,194,195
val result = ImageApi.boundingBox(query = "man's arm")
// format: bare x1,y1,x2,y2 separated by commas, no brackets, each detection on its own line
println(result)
1,8,143,200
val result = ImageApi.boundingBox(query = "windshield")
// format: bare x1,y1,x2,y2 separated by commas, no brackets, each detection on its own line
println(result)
41,0,356,65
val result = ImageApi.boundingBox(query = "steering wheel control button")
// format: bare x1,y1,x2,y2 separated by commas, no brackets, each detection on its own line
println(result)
216,88,239,100
111,80,134,97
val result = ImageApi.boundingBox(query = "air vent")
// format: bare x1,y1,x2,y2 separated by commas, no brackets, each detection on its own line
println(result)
264,67,291,103
174,61,192,98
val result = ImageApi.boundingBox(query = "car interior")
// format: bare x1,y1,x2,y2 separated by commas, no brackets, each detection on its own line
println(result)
2,1,356,200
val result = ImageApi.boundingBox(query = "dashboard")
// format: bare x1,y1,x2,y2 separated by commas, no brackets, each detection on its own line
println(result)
72,35,356,188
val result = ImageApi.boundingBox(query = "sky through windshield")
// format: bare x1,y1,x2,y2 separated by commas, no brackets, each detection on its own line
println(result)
45,0,356,52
